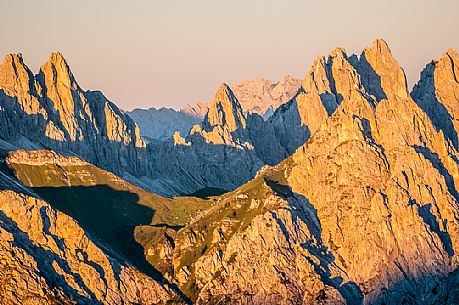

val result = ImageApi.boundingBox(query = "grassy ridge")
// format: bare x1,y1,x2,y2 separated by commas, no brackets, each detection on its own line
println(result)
7,159,210,278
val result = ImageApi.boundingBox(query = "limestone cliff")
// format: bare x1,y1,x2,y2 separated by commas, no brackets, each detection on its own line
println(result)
0,52,145,176
268,39,411,155
2,39,459,305
148,84,267,196
144,40,459,304
268,47,359,154
0,189,183,304
144,40,457,198
203,83,247,133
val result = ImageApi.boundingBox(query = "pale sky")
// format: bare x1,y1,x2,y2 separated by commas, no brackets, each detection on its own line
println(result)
1,0,458,110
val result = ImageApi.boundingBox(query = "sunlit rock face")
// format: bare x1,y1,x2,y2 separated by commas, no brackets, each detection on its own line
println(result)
145,40,459,304
0,189,183,305
0,52,145,176
0,38,459,305
203,83,247,133
146,40,458,198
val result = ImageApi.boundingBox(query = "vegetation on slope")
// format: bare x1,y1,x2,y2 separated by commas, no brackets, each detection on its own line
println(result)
6,152,210,278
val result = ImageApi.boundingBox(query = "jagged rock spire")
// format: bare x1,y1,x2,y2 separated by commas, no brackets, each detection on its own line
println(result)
39,52,79,91
37,52,87,141
0,51,145,176
0,53,44,115
203,83,246,132
352,39,409,101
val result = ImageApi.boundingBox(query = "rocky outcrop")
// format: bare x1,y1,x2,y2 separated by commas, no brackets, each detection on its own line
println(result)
268,39,410,155
148,84,268,196
145,40,459,304
350,39,409,101
0,52,145,176
7,149,88,167
268,47,359,154
202,84,247,133
0,189,182,304
0,54,46,116
411,48,459,149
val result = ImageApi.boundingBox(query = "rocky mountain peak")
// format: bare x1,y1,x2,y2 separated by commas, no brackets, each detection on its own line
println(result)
301,55,329,93
368,38,391,54
0,53,33,86
302,47,362,105
329,46,347,58
440,48,459,77
445,48,459,63
37,52,87,141
0,52,146,177
0,53,44,115
355,38,408,101
2,53,24,67
203,83,246,132
40,52,77,90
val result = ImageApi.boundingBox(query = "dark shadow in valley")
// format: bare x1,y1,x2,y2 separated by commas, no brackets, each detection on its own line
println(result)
31,184,159,279
30,184,193,303
185,187,228,199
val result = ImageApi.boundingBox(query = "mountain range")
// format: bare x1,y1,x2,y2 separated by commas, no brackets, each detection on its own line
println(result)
127,75,300,141
0,39,459,304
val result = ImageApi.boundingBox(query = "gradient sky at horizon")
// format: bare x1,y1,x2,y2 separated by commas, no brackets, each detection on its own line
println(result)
1,0,458,110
